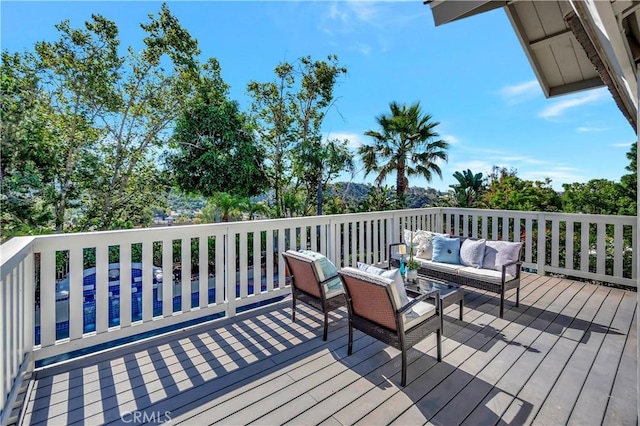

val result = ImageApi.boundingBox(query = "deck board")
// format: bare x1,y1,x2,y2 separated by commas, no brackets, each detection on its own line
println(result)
19,273,637,426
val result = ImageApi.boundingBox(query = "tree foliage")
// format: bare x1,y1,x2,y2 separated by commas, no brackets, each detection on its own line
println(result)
481,166,561,212
359,101,449,208
167,64,268,198
450,169,484,207
248,55,350,216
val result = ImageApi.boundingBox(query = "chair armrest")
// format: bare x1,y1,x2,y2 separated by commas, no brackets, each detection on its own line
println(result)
397,289,439,314
501,260,524,279
318,274,339,286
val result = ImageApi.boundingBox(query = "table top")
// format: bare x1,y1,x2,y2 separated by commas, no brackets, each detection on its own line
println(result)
404,276,462,298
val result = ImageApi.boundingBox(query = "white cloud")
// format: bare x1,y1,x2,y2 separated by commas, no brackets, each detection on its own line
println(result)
318,1,421,55
538,89,607,120
519,167,587,187
577,126,608,132
441,134,460,145
326,131,367,149
612,142,634,148
499,80,540,105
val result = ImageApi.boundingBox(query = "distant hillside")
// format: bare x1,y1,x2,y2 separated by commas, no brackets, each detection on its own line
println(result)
326,182,444,209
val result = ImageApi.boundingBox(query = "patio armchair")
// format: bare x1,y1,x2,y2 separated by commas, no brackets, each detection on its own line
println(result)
338,267,442,386
282,250,346,341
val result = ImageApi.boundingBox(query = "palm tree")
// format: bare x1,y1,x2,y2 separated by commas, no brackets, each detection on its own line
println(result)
450,169,484,207
359,101,449,207
209,192,245,222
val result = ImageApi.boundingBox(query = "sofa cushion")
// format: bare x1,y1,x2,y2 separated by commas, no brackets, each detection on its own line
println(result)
403,299,437,331
458,266,515,285
460,238,486,268
357,262,409,308
403,229,448,260
432,236,461,265
483,241,522,276
414,258,465,274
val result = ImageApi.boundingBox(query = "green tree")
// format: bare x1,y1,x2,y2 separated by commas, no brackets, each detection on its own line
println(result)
207,192,246,222
31,15,121,231
450,169,484,207
358,185,397,212
247,62,295,217
359,101,449,208
248,55,349,216
561,179,627,215
168,61,267,198
619,142,637,215
79,4,201,230
0,51,54,239
482,166,561,212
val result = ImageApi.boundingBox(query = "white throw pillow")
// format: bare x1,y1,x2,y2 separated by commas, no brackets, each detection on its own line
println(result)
403,229,447,260
356,262,409,308
460,238,486,268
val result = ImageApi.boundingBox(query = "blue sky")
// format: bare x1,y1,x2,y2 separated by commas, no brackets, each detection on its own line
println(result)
2,1,636,192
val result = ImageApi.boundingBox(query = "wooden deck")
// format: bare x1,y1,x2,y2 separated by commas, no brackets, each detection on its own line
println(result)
20,273,637,425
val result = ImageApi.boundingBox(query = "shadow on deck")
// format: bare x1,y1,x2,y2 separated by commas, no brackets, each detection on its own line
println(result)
21,273,637,425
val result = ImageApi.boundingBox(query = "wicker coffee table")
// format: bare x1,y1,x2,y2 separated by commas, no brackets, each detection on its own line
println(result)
405,277,464,332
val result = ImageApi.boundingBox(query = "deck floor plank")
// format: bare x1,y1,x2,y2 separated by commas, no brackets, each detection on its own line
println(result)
497,284,613,425
18,273,637,426
459,279,591,426
386,276,567,426
567,289,637,425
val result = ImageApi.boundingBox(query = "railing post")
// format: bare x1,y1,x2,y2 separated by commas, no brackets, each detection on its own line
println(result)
226,227,237,319
537,213,546,276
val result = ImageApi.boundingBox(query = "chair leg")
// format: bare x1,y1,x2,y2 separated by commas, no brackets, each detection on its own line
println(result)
323,311,329,341
500,292,505,318
291,296,296,322
436,328,442,362
516,287,520,307
459,299,464,320
347,322,353,355
401,348,407,387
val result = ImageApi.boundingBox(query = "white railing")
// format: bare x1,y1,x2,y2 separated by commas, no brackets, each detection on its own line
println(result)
0,237,34,426
0,207,636,423
441,208,637,287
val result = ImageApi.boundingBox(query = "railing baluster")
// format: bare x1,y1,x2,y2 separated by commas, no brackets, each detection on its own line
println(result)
162,240,173,317
120,244,132,328
253,230,261,295
96,246,109,331
215,235,224,304
565,220,574,270
596,222,606,274
181,237,192,313
614,223,623,277
40,250,55,347
69,247,83,340
142,241,153,322
551,219,560,268
266,230,274,292
581,222,590,273
199,236,208,308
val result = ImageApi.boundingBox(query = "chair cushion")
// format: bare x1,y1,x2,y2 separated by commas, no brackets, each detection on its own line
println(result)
403,298,437,331
298,250,338,281
357,262,409,309
460,238,486,268
482,241,522,276
432,236,461,265
323,276,345,298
